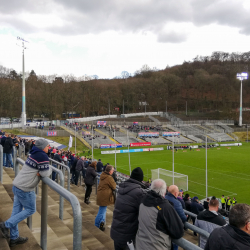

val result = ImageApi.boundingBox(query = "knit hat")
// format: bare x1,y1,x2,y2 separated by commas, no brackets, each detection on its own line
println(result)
35,139,49,150
130,167,144,182
193,196,199,200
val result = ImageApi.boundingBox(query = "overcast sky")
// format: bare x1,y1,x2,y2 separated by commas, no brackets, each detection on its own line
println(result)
1,0,250,79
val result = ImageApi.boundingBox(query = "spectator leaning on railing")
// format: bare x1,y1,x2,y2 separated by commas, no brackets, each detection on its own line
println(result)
205,203,250,250
195,197,226,249
136,179,184,250
0,139,52,247
110,167,147,250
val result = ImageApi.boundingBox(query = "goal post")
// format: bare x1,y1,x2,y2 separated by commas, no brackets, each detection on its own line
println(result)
151,168,188,191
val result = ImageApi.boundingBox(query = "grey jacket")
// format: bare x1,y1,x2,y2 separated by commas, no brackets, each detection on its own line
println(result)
75,158,85,172
136,190,184,250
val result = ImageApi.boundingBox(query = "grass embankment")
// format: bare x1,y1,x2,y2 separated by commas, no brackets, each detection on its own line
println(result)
43,136,89,154
3,128,89,154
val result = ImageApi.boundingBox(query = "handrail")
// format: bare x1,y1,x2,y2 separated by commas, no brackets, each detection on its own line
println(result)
49,158,70,191
183,210,211,239
12,157,82,249
15,157,65,220
184,222,210,239
184,209,198,218
41,177,82,250
172,237,203,250
0,145,3,183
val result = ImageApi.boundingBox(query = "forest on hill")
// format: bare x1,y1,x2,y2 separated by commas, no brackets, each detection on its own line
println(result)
1,51,250,122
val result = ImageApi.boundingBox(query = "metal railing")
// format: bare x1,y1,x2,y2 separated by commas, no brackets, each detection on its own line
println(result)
15,157,65,220
49,158,70,191
15,157,82,250
95,174,207,250
173,238,203,250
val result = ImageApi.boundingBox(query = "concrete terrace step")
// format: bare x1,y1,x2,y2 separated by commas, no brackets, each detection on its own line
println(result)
3,167,114,249
0,181,41,250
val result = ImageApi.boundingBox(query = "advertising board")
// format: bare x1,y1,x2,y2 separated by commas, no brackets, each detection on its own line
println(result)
97,121,107,126
138,132,159,137
162,132,180,137
130,142,151,147
47,131,57,136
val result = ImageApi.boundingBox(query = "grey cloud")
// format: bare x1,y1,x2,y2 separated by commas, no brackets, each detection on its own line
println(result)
157,31,188,43
1,0,250,41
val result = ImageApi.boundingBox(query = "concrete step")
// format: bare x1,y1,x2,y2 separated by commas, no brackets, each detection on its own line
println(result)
47,184,114,250
0,181,41,250
3,167,114,249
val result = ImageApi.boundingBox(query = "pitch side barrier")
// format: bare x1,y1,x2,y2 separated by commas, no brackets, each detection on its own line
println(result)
12,157,82,250
95,175,207,249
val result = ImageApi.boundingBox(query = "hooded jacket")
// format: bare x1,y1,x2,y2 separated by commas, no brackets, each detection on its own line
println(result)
136,190,184,250
205,224,250,250
96,172,116,206
195,210,226,249
110,178,147,245
13,146,52,192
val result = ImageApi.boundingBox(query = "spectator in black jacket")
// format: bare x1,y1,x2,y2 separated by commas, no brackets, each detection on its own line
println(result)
52,150,62,181
190,196,204,235
111,167,147,250
195,197,226,249
190,196,204,218
203,198,210,210
205,203,250,250
84,161,97,204
96,159,103,185
75,156,85,186
71,155,79,184
3,134,14,169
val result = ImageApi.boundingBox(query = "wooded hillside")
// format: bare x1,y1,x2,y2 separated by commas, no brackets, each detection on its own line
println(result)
1,51,250,121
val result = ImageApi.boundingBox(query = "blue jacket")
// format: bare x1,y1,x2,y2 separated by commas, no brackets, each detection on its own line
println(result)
190,200,204,215
165,193,187,223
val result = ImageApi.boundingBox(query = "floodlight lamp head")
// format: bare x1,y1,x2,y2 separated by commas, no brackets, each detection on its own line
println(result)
236,72,248,81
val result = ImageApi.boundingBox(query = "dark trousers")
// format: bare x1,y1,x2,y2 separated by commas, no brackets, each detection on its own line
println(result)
75,171,80,185
71,169,76,183
226,205,231,211
222,203,225,210
85,184,92,201
52,164,58,181
114,242,130,250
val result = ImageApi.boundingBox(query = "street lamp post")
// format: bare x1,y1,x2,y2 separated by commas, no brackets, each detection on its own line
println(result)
17,37,28,129
236,73,248,127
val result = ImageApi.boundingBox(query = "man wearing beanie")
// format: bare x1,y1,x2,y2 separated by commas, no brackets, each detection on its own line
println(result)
111,167,147,249
0,138,52,247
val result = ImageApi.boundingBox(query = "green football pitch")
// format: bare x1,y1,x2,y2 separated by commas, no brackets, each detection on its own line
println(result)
93,143,250,204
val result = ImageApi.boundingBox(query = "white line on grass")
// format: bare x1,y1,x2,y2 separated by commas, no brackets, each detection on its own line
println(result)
189,180,237,195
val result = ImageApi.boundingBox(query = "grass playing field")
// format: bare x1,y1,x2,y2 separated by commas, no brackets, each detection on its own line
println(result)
93,142,250,204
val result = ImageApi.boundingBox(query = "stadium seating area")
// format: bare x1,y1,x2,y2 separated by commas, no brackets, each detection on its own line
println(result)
207,133,233,142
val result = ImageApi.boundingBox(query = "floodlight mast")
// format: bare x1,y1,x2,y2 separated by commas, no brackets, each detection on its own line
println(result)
17,36,28,129
236,73,248,126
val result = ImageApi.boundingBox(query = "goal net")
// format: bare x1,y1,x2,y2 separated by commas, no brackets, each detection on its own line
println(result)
151,168,188,191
